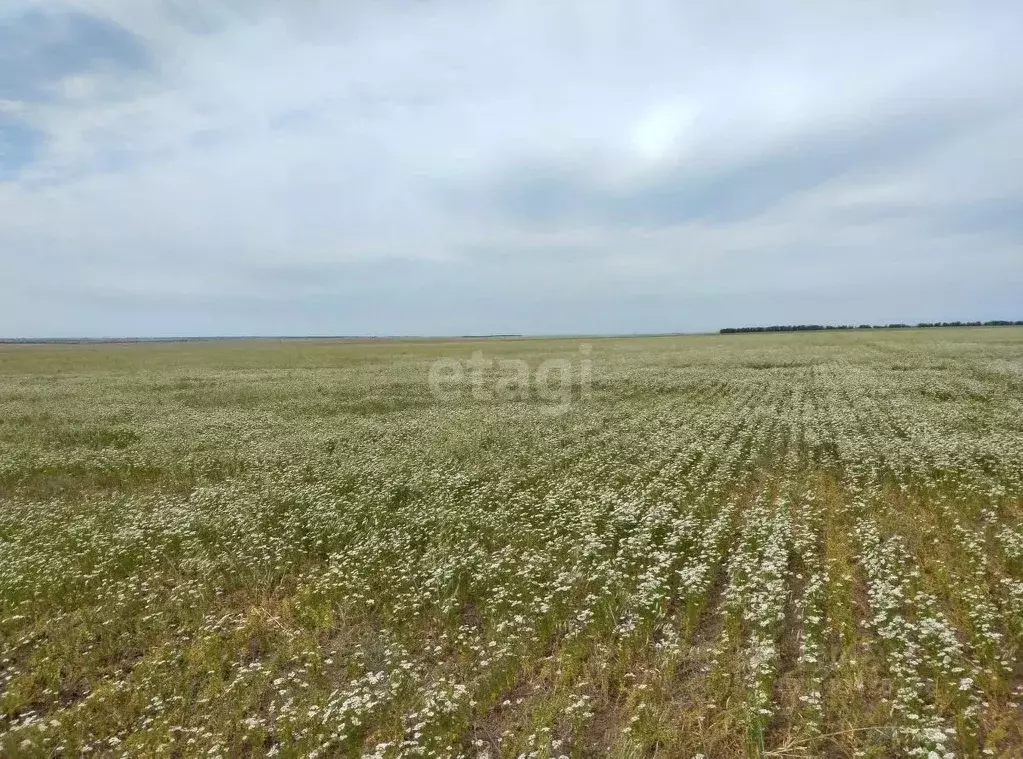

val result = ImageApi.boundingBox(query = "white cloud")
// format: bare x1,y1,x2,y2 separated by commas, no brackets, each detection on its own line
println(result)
631,102,698,164
1,0,1021,336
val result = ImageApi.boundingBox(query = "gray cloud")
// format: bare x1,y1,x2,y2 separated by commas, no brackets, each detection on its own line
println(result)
459,94,1020,230
0,0,1021,336
0,114,43,178
0,7,150,101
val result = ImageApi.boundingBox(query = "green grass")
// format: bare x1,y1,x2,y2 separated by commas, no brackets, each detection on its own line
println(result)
1,329,1022,757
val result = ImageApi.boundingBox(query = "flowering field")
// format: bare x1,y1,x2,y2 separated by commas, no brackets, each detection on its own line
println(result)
1,329,1022,758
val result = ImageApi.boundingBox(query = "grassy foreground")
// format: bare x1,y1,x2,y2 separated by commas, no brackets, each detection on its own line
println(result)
1,329,1022,757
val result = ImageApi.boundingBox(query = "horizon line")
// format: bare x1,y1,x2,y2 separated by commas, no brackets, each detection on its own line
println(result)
3,320,1022,345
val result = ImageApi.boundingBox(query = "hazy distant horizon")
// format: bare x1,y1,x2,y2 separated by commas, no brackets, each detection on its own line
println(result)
5,320,1023,345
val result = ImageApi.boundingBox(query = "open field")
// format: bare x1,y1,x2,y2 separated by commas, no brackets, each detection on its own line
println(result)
1,329,1022,757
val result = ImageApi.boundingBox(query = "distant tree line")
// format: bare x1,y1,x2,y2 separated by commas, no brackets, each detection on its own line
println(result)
719,320,1023,334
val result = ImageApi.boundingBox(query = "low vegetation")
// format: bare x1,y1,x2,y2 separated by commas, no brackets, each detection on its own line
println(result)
1,329,1021,757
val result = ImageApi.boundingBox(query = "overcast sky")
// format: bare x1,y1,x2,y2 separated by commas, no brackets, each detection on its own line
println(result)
1,1,1021,337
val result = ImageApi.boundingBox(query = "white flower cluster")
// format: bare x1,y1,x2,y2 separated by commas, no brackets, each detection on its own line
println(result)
1,331,1021,756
